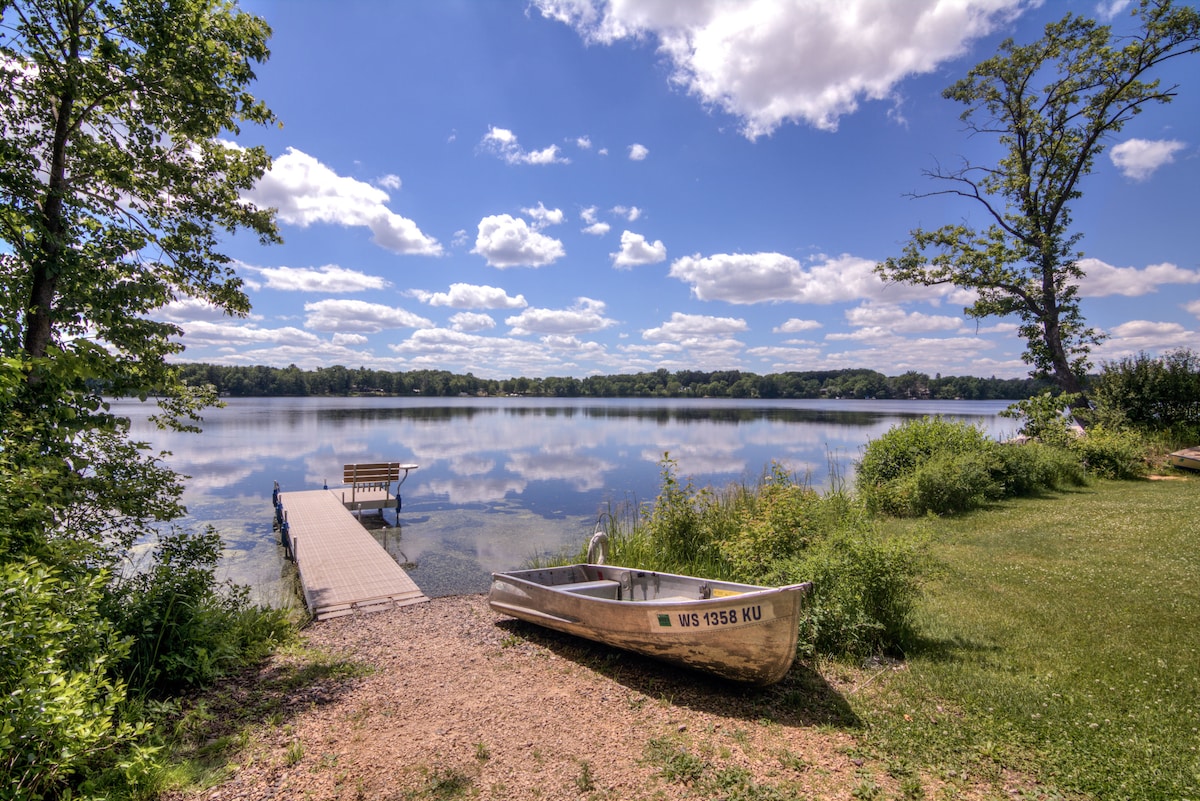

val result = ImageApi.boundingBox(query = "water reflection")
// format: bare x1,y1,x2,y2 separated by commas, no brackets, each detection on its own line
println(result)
111,397,1014,602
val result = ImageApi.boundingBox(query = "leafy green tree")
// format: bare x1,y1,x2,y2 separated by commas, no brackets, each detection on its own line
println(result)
1,1,285,794
877,1,1200,397
1,0,278,434
1,0,280,547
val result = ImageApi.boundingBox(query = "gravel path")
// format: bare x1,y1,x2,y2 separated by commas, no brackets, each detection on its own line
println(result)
168,595,1000,800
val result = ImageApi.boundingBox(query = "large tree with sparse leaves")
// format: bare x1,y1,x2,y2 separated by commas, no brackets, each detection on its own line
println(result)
877,0,1200,398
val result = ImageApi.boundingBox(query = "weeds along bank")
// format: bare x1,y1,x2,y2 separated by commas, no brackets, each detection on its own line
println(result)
586,408,1157,663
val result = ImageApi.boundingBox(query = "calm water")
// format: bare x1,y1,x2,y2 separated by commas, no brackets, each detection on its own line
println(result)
111,397,1016,603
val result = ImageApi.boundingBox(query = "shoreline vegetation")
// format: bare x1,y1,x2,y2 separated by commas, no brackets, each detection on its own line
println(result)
175,362,1054,401
12,355,1197,798
160,475,1198,801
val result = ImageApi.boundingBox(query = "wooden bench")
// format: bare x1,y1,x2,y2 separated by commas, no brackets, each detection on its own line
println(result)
339,462,418,513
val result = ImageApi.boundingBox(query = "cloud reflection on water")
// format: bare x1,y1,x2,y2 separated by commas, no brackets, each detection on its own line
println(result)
112,397,1012,599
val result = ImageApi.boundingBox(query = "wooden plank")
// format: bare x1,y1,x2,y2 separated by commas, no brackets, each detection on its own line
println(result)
279,489,427,620
343,462,418,484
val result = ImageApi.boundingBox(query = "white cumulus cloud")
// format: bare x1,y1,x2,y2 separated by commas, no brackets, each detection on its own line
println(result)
1110,138,1187,180
534,0,1026,137
1078,257,1200,297
178,320,321,347
642,312,748,342
628,143,649,160
410,283,528,309
523,201,566,230
1096,320,1198,361
669,252,907,305
245,147,441,255
481,126,570,165
843,303,963,334
254,264,389,293
449,312,497,332
611,230,667,268
773,318,823,334
303,299,432,333
505,298,616,335
472,214,566,268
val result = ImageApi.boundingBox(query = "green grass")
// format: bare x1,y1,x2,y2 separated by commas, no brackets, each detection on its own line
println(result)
855,477,1200,799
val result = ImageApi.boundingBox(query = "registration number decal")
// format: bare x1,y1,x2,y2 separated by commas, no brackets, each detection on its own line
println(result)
655,605,763,628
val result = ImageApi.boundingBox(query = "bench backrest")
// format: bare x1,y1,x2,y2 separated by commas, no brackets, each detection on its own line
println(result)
343,463,403,485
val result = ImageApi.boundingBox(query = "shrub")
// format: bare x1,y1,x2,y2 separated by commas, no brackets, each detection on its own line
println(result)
103,526,293,697
1001,391,1083,448
1069,426,1149,480
989,441,1086,495
641,455,721,570
911,450,999,516
785,526,930,658
858,418,1093,517
0,560,145,801
718,463,825,578
857,418,997,516
1088,348,1200,433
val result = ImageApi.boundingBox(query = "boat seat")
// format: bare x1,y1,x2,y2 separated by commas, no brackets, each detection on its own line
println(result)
557,579,621,599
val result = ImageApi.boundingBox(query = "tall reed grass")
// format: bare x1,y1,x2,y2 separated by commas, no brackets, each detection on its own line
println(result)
565,456,930,658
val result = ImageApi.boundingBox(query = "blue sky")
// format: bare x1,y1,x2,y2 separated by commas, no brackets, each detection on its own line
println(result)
173,0,1200,380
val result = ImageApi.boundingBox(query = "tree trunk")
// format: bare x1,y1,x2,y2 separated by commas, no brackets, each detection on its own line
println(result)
22,82,76,364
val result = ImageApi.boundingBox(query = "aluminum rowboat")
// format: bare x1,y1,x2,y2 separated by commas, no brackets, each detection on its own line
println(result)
489,563,811,685
1168,446,1200,471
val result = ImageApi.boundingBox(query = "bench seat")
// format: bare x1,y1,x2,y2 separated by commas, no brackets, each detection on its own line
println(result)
556,579,621,599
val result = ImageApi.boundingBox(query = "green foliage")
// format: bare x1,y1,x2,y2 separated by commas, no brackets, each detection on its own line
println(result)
856,418,994,516
1068,425,1149,480
857,418,1087,517
1087,349,1200,439
790,525,929,658
175,361,1053,401
1001,391,1082,448
717,464,824,578
1003,392,1151,480
910,451,999,517
1,0,278,379
0,560,146,801
0,2,295,795
104,527,293,697
988,440,1086,496
643,455,721,569
598,459,928,659
876,2,1200,394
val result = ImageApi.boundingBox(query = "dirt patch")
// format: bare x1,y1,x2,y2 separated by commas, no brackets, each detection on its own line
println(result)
168,595,1001,800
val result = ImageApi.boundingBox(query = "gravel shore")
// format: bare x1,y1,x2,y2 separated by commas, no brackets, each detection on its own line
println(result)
169,595,992,800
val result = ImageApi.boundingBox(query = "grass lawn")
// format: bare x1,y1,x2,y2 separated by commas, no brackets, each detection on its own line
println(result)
854,476,1200,799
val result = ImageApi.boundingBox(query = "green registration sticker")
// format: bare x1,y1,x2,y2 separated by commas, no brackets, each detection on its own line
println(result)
657,613,672,627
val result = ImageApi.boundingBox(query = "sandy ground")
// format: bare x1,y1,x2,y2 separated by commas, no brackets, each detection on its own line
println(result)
168,595,1014,801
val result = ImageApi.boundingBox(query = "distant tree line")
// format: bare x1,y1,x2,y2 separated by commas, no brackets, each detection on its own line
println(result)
175,363,1054,401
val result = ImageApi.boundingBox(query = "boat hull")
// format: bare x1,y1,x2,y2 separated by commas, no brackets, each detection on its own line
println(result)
489,564,811,685
1168,447,1200,471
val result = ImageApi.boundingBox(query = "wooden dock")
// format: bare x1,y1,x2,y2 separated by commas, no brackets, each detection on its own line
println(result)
277,489,428,620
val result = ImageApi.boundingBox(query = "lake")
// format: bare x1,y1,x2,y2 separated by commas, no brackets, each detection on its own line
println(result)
111,396,1017,604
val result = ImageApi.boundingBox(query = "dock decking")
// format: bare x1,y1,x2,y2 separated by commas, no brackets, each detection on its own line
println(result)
278,489,428,620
